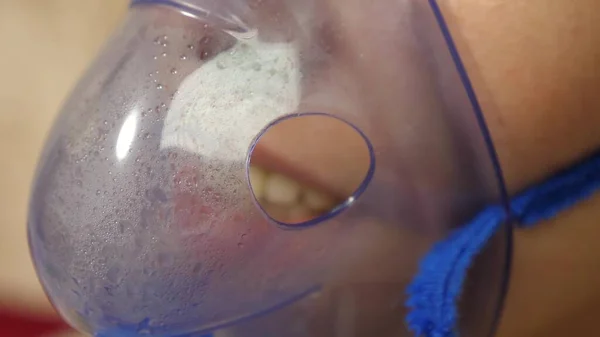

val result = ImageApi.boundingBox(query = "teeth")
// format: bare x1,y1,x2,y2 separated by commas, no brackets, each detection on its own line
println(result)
249,165,340,224
303,188,336,212
263,172,302,206
248,166,267,200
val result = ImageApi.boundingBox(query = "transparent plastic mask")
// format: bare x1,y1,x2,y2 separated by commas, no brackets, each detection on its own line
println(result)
28,1,511,336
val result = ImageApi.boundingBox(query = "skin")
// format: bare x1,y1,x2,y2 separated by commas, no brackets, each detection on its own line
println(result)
134,1,599,335
443,1,600,337
247,0,600,336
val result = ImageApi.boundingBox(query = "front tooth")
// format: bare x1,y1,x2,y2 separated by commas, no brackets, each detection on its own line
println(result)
249,166,268,200
303,188,336,211
264,172,302,206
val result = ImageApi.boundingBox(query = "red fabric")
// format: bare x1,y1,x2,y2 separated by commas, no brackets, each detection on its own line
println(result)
0,309,69,336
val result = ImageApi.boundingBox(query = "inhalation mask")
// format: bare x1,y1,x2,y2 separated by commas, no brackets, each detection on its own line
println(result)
28,1,513,336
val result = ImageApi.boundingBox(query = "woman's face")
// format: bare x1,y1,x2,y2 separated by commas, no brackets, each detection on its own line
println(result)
161,1,600,336
236,1,600,336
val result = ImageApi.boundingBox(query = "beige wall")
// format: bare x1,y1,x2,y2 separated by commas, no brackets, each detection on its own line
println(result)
0,0,127,315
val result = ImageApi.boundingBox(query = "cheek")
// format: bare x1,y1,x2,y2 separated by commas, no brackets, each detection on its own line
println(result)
441,0,600,192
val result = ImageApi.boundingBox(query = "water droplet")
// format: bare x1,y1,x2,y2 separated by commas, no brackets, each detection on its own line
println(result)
96,190,101,196
161,42,168,47
160,103,166,108
156,84,164,90
148,72,153,77
180,55,187,60
199,51,210,60
153,56,158,60
153,37,161,45
162,35,168,40
170,68,178,75
188,44,195,50
161,52,167,57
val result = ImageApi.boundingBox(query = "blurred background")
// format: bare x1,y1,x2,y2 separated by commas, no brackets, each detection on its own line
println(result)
0,1,127,335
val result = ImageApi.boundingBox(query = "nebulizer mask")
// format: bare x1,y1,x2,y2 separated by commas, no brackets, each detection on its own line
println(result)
28,1,516,336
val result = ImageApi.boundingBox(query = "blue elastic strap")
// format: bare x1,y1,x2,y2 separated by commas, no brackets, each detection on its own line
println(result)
406,150,600,337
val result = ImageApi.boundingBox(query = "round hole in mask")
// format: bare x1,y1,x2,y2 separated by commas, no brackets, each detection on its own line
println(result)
247,112,374,228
